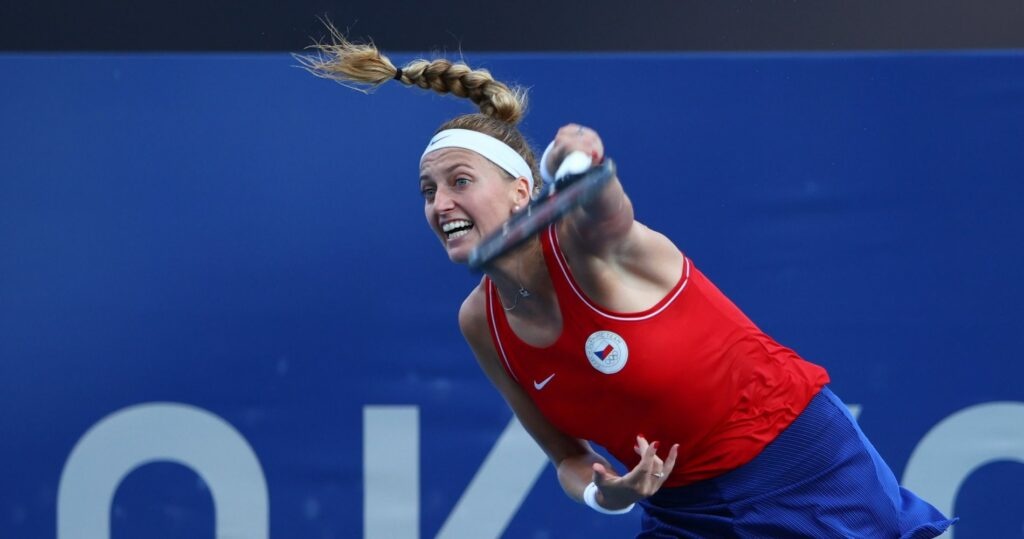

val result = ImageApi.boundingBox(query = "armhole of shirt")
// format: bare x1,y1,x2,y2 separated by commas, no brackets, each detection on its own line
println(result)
544,224,691,321
484,277,520,383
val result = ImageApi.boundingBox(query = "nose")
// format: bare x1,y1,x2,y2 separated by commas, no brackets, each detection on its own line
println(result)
433,187,455,212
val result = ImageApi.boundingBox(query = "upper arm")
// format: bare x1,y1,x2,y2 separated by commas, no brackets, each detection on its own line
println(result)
457,287,590,465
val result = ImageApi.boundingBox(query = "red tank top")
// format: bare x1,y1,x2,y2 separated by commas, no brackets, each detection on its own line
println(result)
485,225,829,486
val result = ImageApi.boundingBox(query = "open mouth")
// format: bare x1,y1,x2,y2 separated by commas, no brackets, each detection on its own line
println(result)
442,219,474,241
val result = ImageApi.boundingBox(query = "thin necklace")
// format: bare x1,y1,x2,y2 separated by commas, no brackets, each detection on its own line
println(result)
502,253,531,311
503,285,531,311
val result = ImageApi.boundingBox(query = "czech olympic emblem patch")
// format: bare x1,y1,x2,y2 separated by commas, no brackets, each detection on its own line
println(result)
584,331,629,374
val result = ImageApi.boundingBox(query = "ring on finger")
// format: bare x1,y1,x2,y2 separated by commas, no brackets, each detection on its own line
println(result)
651,472,665,478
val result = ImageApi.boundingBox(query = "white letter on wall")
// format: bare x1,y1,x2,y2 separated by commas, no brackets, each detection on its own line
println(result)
902,401,1024,539
363,409,548,539
364,406,420,539
435,417,548,539
57,402,269,539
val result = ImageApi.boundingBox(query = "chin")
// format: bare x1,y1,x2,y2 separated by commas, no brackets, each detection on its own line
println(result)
447,248,470,265
441,231,481,265
444,238,479,265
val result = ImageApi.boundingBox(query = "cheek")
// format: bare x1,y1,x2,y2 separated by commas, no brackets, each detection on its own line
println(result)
423,204,436,230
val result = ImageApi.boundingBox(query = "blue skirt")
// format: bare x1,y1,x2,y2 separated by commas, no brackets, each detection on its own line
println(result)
638,387,957,538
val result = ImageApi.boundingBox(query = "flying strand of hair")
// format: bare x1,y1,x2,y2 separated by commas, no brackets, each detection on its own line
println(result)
294,20,528,124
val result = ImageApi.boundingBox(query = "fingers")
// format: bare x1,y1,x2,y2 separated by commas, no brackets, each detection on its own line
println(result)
633,437,681,485
663,443,680,475
560,124,603,163
634,434,650,456
545,124,604,175
645,441,662,479
630,435,662,477
635,435,662,466
594,439,679,506
634,435,662,476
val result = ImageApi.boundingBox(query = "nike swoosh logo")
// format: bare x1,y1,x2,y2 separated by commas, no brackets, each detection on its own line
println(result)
533,373,556,390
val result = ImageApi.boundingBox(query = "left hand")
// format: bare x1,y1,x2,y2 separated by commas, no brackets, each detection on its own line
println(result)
590,435,680,510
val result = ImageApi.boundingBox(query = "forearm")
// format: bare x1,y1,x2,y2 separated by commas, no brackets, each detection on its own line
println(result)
571,175,635,250
541,123,636,247
582,173,630,222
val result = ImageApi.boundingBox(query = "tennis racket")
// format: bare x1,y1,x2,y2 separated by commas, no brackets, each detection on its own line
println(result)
467,155,617,270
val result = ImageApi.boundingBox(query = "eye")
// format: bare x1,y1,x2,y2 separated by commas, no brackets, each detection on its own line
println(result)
454,177,471,187
421,186,436,200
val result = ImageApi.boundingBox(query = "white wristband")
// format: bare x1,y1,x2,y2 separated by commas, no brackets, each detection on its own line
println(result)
583,482,635,515
539,140,592,186
539,140,557,186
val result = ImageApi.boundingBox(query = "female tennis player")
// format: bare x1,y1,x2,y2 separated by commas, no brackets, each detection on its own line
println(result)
299,29,957,538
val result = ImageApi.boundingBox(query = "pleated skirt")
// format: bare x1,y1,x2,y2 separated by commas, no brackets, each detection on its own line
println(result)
638,387,957,538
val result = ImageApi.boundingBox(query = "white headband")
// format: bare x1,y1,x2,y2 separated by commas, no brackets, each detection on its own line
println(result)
421,129,535,193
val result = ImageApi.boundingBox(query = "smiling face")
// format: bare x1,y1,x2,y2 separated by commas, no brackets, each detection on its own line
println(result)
420,147,528,264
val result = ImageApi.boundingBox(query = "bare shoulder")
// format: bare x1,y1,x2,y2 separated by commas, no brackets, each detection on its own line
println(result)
458,281,501,363
457,281,520,393
458,282,488,339
455,274,591,465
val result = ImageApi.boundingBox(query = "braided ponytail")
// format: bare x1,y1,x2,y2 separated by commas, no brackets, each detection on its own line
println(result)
296,22,527,125
296,21,542,191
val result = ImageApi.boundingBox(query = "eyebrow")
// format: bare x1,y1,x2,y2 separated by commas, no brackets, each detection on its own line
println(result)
420,162,474,182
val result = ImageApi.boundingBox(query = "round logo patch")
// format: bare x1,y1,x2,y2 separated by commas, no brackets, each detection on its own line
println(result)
584,331,629,374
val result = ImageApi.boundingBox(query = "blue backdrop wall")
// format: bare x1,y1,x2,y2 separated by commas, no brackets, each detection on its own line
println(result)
2,51,1022,538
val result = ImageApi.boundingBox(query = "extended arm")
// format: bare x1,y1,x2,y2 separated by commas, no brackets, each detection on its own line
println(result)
543,124,685,315
458,286,608,503
458,286,678,510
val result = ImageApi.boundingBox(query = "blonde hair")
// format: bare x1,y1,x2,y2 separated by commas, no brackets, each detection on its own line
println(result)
296,22,542,190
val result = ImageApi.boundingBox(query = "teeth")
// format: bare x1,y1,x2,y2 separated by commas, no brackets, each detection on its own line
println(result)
443,219,472,242
442,220,472,233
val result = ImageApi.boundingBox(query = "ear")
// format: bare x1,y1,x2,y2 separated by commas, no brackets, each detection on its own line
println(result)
511,176,532,207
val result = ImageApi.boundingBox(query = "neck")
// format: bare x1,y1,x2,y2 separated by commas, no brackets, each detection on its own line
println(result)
485,238,546,313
